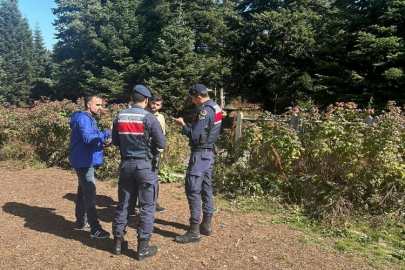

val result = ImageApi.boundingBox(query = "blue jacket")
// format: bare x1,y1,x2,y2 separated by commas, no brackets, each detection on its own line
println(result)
69,111,112,168
182,99,222,149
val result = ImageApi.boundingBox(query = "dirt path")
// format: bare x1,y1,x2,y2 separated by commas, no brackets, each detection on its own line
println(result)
0,162,390,269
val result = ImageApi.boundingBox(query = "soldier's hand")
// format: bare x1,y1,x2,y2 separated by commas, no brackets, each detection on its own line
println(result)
171,117,185,127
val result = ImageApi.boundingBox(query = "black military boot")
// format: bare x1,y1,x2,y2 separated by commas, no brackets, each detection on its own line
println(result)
175,223,202,244
135,240,158,261
112,236,127,255
200,215,212,236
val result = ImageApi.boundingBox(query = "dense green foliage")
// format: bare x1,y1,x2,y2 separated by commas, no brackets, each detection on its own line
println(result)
0,0,53,104
214,102,405,225
0,0,34,103
30,25,55,100
0,98,189,181
0,0,404,111
1,100,405,226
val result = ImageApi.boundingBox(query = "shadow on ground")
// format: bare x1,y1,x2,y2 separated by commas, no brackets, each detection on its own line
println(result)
63,193,116,223
2,202,136,258
5,193,189,243
62,192,188,236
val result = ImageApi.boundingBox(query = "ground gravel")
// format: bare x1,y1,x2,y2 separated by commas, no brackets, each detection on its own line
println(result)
0,162,393,269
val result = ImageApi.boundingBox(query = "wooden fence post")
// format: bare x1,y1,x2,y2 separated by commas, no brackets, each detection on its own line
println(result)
236,111,243,141
220,88,225,108
235,111,243,155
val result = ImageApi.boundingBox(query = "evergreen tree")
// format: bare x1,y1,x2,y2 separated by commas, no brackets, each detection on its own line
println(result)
130,1,206,112
30,24,55,99
86,0,141,102
133,0,171,61
131,0,237,111
52,0,104,99
32,25,50,77
0,0,35,104
0,56,5,94
182,0,238,93
53,0,141,101
314,0,405,107
227,0,326,111
30,0,405,108
138,24,205,112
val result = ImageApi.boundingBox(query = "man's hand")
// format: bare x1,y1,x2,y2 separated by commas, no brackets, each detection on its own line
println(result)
103,140,113,147
171,117,185,127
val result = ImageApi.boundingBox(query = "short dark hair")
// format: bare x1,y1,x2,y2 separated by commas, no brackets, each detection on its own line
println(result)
84,95,100,109
191,90,209,98
198,91,209,98
150,94,163,103
131,92,148,104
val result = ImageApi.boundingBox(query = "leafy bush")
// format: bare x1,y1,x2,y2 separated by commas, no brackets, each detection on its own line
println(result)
0,99,188,182
27,98,79,167
0,104,38,162
214,101,405,225
214,119,301,197
160,120,189,174
4,98,405,225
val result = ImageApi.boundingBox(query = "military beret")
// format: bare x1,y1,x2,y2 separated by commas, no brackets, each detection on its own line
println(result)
133,85,152,98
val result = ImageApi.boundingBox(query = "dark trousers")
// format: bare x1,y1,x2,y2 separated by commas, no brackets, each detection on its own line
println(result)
112,160,158,239
185,152,215,224
128,182,160,215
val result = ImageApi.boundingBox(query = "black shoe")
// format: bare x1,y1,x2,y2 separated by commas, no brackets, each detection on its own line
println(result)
112,236,128,255
74,221,90,231
128,211,138,217
200,224,212,236
200,215,212,236
135,240,158,261
135,246,158,261
155,203,166,213
90,228,110,239
175,231,201,244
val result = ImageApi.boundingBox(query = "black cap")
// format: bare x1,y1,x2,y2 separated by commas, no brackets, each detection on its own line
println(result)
133,85,152,98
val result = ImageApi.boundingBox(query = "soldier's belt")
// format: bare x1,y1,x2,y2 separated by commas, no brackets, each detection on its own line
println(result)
191,148,213,152
121,157,149,161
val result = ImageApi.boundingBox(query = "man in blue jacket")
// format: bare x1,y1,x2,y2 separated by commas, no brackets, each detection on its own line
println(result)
70,95,111,239
111,85,167,260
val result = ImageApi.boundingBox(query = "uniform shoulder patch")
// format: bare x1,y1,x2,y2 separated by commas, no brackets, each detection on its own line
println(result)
198,109,207,120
